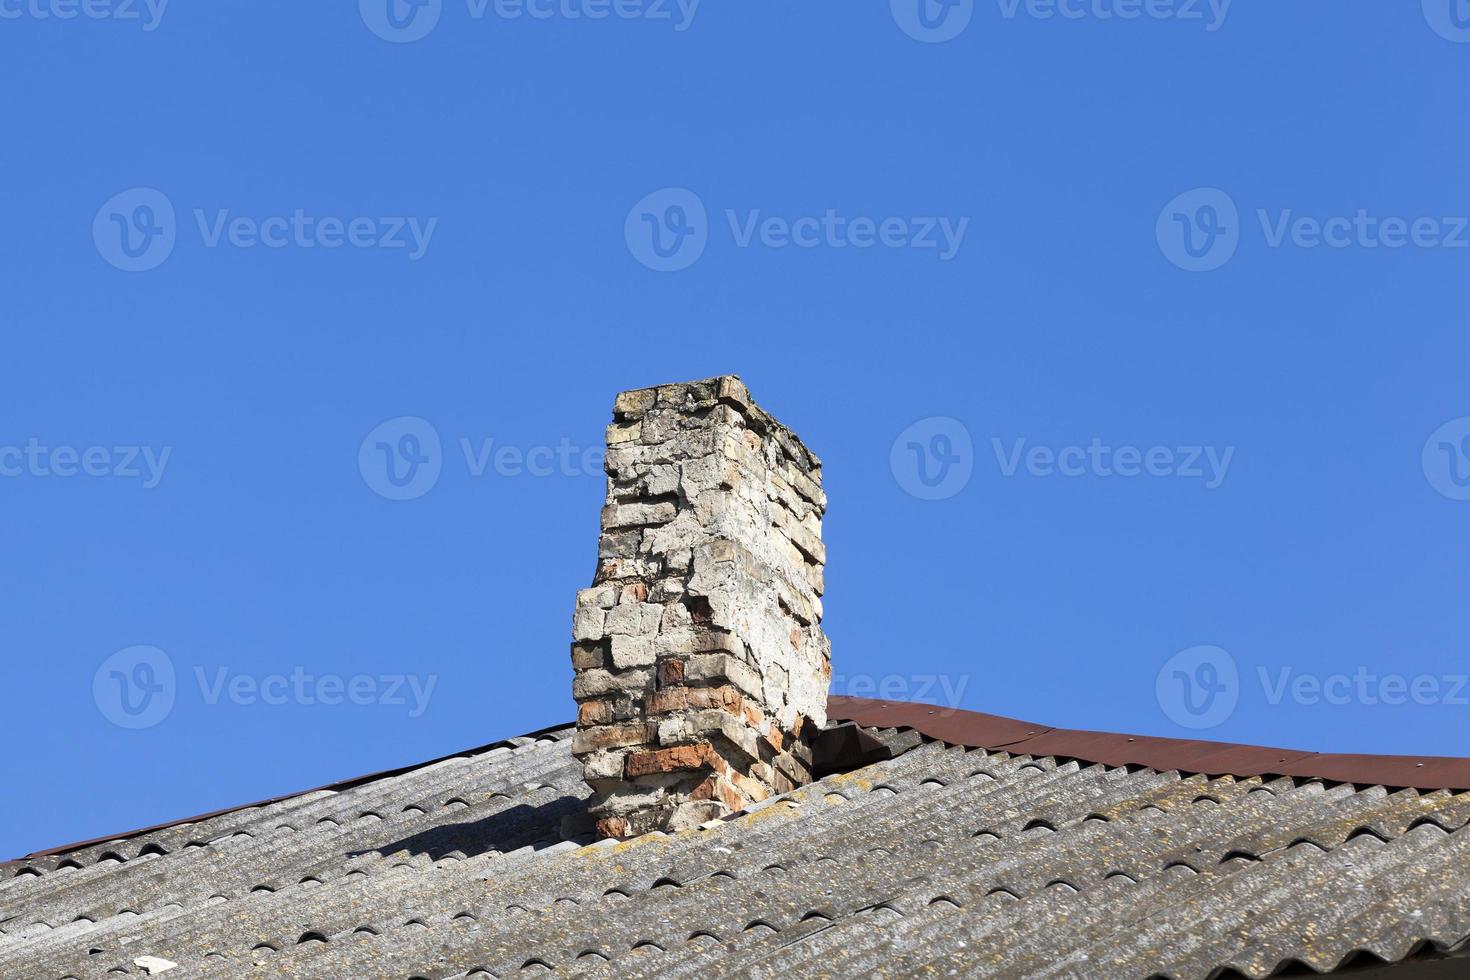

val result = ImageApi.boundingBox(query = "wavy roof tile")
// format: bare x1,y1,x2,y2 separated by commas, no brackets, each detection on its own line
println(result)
4,698,1469,978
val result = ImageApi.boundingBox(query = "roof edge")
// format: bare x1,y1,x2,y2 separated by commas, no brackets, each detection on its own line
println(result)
11,696,1470,869
1,720,574,868
827,695,1470,792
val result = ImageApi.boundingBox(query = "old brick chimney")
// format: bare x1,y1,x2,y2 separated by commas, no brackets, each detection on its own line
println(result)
569,376,831,837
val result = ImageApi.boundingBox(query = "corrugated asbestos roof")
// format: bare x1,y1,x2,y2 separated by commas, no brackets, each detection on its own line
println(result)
4,701,1470,979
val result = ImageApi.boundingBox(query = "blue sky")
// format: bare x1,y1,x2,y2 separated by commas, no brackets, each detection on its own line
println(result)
2,1,1469,856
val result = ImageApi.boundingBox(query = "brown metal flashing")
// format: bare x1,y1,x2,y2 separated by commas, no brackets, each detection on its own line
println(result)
11,697,1470,869
1272,753,1470,791
1008,729,1318,778
824,695,1050,749
827,696,1470,792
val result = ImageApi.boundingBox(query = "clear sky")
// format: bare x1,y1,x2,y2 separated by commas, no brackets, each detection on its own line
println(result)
2,1,1468,856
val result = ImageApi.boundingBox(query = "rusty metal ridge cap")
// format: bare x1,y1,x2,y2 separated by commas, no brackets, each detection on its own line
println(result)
826,695,1470,792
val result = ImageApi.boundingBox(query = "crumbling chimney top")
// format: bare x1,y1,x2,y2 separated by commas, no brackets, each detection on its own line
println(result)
569,375,831,837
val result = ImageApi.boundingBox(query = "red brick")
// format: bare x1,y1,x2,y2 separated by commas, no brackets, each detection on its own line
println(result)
645,687,690,715
763,722,784,753
687,684,743,713
727,768,769,804
690,774,747,811
572,720,652,755
658,659,685,686
596,816,629,839
625,743,717,778
578,700,613,727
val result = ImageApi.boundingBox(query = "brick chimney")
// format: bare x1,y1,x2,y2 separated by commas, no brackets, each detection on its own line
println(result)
570,376,830,837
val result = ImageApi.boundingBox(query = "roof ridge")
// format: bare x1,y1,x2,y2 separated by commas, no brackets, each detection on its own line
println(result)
826,695,1470,792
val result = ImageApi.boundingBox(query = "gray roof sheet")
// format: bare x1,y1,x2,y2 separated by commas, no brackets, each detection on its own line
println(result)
4,722,1470,979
